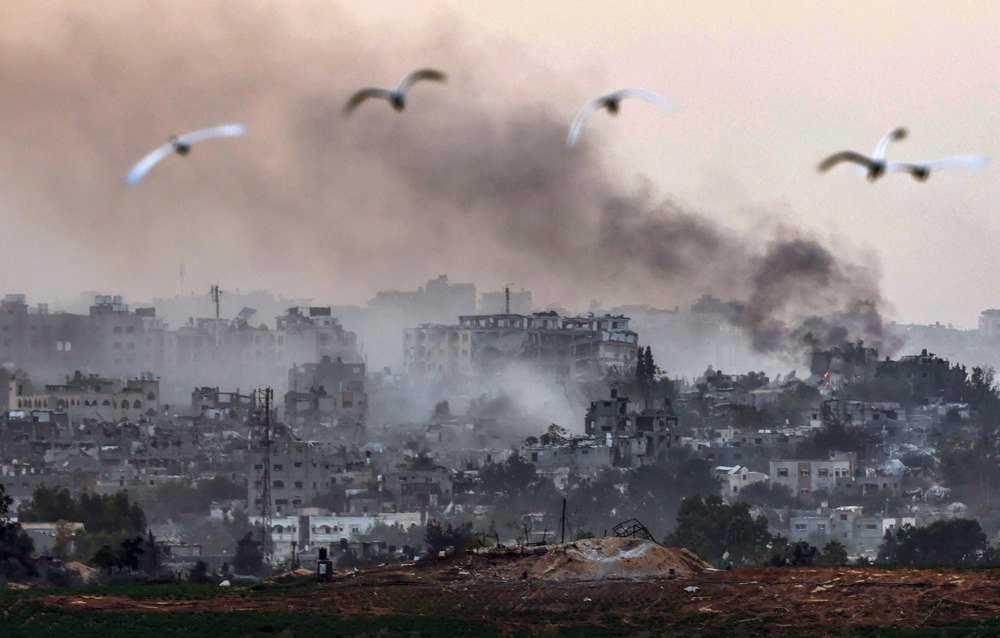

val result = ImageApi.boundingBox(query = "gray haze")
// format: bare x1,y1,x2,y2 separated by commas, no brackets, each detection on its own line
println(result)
0,2,894,360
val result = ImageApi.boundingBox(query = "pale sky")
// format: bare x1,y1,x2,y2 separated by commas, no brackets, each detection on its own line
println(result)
359,1,1000,326
0,1,998,327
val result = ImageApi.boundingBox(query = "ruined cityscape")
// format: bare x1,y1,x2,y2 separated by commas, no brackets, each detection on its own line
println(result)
2,2,1000,636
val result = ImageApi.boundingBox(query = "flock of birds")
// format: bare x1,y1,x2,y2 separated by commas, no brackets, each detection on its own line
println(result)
125,68,989,185
817,127,988,182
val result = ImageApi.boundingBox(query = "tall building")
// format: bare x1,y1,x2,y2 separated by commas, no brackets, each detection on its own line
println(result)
404,311,638,381
0,295,361,404
9,369,160,420
369,275,476,324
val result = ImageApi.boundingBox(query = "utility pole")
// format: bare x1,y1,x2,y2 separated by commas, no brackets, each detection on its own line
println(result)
560,497,567,544
252,388,274,574
210,285,222,346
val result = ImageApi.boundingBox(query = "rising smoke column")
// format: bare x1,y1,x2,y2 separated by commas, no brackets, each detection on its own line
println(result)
0,1,896,361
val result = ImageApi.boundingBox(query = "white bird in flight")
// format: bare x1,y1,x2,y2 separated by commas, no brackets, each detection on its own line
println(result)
887,155,989,181
343,69,447,115
566,88,673,149
125,124,247,185
816,127,908,181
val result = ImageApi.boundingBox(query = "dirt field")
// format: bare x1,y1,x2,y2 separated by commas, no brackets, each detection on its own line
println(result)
34,544,1000,636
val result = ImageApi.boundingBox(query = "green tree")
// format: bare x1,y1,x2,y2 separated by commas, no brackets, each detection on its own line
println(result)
424,520,473,556
769,539,817,566
624,455,719,537
737,482,799,509
479,453,538,496
565,470,623,536
91,545,121,574
728,404,766,430
664,495,772,567
231,532,264,575
877,519,989,566
52,521,73,560
17,485,75,522
796,416,872,459
188,560,211,584
0,482,35,579
635,346,649,386
818,540,849,566
117,536,145,572
22,488,147,565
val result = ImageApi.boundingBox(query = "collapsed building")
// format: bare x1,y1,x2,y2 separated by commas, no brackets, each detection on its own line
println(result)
524,389,680,487
190,387,254,422
8,370,160,420
809,340,880,379
284,356,368,427
584,389,681,464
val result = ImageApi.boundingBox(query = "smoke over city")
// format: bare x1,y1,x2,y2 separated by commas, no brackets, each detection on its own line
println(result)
0,2,895,359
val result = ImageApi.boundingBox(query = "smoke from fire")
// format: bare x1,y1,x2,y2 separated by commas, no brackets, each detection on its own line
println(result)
0,2,897,361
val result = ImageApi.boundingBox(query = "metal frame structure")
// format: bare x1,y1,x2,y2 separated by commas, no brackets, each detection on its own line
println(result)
251,387,274,571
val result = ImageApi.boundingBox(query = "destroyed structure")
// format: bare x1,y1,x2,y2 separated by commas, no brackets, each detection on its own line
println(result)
404,312,637,381
0,282,995,573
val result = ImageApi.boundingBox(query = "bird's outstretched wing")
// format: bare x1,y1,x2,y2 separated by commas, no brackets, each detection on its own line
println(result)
567,88,672,149
817,151,877,173
343,87,395,114
566,97,607,149
871,127,907,160
125,143,176,185
179,123,247,145
921,155,988,171
397,68,447,94
615,87,673,110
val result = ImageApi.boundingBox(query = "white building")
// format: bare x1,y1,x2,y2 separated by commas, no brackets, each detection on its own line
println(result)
714,465,768,502
306,512,423,545
769,452,856,497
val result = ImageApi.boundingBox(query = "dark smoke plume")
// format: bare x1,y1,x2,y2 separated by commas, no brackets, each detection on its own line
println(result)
0,2,897,361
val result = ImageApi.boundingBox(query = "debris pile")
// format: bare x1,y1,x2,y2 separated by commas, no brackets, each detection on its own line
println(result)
468,537,711,581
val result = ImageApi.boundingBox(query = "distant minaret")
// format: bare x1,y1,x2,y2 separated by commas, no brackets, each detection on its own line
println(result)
210,284,222,346
179,264,186,298
505,285,510,315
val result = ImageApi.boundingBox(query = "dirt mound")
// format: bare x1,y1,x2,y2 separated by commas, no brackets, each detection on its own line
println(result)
60,562,100,585
473,537,711,581
264,568,314,585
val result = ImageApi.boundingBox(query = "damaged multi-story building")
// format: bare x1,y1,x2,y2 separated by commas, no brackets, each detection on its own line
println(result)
284,355,367,427
190,387,255,422
404,312,638,381
584,389,681,465
8,369,160,420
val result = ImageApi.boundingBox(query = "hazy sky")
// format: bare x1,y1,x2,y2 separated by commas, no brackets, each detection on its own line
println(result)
1,1,998,327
